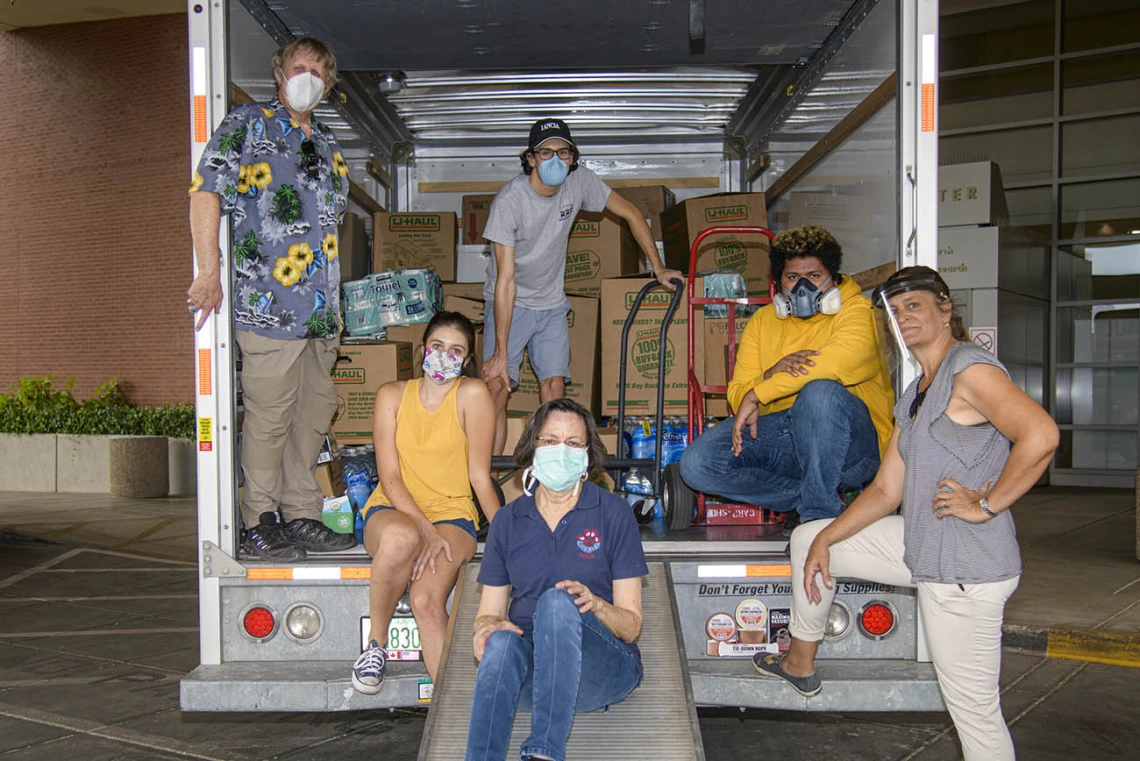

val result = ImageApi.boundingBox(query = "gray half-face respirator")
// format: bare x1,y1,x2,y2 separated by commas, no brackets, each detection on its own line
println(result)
773,276,842,319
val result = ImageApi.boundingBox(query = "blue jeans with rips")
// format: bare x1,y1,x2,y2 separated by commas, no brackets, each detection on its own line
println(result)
464,587,642,761
678,380,881,521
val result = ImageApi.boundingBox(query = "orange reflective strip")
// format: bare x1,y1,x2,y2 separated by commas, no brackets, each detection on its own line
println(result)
921,83,935,132
198,349,212,396
247,568,294,580
746,563,792,578
194,94,208,143
340,567,370,580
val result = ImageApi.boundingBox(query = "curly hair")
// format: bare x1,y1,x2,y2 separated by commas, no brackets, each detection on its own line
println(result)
770,225,844,286
513,398,607,476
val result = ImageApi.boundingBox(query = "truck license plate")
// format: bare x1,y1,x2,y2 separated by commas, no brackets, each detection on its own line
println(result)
360,616,422,661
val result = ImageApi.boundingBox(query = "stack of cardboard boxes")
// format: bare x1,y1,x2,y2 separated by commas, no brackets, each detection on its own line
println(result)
327,187,773,446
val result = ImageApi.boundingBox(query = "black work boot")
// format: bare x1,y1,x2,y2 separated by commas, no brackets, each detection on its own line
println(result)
780,510,801,538
283,517,357,552
242,512,307,561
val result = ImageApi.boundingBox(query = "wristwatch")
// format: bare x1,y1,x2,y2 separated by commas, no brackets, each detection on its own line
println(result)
978,497,997,518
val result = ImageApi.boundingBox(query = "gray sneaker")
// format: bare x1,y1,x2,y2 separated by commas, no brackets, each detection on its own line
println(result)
752,652,822,697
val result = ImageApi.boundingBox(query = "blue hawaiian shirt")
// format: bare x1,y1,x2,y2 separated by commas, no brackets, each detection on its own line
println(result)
191,98,349,340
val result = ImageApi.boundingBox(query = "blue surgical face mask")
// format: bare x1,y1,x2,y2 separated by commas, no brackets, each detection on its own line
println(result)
787,276,832,318
538,155,569,186
527,443,589,495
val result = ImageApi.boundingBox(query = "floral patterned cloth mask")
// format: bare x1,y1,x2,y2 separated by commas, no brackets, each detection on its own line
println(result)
422,346,464,382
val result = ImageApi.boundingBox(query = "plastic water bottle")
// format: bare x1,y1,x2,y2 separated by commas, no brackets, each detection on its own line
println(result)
343,448,373,512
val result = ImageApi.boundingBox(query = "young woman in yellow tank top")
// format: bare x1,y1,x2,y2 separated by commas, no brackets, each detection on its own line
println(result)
351,312,500,695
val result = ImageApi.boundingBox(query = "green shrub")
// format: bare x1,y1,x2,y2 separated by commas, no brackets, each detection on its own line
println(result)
0,376,195,440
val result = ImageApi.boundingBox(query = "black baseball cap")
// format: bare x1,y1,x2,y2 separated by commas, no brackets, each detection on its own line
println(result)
528,118,575,151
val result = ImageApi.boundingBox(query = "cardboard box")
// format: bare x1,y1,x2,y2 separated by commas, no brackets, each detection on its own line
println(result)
373,212,458,281
661,193,771,296
599,276,704,416
382,326,423,378
444,295,486,324
461,194,496,245
321,495,354,534
338,211,370,282
615,185,676,240
331,341,414,443
564,211,642,299
788,193,876,275
703,315,751,417
508,295,600,416
443,281,486,300
315,457,346,498
457,244,491,282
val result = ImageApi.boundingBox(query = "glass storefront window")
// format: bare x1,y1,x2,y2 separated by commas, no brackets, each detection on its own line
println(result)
941,64,1053,130
1062,0,1140,54
1059,179,1140,240
941,0,1054,70
1061,49,1140,116
1055,430,1138,471
941,126,1053,185
1061,115,1140,179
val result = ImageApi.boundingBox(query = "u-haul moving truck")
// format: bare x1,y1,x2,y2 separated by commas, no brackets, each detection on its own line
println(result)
182,0,943,715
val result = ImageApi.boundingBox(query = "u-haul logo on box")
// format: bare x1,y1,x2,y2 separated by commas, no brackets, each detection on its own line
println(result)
570,220,600,238
333,367,365,384
705,205,749,223
624,290,676,310
388,215,441,232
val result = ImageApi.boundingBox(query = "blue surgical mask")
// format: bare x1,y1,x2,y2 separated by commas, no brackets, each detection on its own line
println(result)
422,346,464,382
787,276,832,318
527,444,588,495
538,156,569,186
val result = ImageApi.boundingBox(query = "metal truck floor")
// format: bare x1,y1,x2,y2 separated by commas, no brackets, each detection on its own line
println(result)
417,562,705,761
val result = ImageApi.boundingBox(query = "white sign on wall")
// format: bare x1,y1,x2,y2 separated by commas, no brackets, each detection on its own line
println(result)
938,226,1000,291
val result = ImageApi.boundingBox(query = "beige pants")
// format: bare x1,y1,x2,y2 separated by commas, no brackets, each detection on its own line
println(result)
789,517,1020,761
236,332,339,528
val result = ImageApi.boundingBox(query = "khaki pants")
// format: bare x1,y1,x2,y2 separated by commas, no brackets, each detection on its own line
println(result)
789,517,1020,761
236,332,339,528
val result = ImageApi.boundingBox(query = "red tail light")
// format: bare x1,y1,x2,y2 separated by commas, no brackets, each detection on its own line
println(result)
858,601,896,639
242,606,277,640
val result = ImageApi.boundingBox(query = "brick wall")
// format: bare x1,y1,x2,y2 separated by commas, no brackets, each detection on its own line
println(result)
0,14,194,406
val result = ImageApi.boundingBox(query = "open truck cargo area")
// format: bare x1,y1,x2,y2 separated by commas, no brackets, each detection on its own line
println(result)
183,0,944,740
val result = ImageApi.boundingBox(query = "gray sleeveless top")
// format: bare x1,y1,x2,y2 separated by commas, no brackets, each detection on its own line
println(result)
896,342,1021,584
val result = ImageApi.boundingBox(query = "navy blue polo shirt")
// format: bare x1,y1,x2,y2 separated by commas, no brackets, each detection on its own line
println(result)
478,482,649,657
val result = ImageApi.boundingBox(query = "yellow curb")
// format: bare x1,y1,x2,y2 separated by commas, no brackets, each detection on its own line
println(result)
1047,628,1140,668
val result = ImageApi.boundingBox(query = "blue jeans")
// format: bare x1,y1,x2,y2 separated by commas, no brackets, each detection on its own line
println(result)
679,380,880,521
464,588,642,761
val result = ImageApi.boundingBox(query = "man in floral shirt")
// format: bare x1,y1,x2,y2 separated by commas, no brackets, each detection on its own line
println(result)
188,37,355,560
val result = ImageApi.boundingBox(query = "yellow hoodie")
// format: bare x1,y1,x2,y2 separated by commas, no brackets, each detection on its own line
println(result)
726,277,895,454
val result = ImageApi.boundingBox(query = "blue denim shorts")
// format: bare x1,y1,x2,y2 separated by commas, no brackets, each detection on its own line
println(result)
483,298,571,388
361,504,477,542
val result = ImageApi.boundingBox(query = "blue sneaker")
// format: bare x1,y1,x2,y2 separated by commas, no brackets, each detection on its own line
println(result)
352,640,386,694
752,652,822,697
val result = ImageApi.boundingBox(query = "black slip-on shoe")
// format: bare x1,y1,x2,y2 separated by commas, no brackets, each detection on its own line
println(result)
283,517,357,552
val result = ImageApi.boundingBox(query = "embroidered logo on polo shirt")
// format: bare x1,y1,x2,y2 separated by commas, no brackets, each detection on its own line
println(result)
577,529,602,556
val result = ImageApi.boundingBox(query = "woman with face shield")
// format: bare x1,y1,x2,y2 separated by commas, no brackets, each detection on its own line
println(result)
464,398,648,761
751,266,1058,761
351,312,499,695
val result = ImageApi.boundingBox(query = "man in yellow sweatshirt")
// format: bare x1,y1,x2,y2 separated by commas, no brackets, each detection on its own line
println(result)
679,226,894,531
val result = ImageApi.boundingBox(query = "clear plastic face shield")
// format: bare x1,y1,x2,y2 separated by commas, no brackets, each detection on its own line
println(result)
871,273,950,365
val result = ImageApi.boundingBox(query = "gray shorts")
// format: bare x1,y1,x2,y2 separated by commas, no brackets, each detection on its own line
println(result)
483,299,571,388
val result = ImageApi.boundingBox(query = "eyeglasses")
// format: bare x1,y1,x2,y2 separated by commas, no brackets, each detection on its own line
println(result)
536,436,588,450
299,138,320,179
535,147,573,161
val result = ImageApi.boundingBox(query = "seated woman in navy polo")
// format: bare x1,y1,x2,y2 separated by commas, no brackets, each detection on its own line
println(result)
464,398,648,761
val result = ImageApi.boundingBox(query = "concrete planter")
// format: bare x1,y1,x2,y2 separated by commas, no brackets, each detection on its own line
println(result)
108,436,169,498
0,433,187,497
57,434,111,493
0,433,58,491
169,437,197,496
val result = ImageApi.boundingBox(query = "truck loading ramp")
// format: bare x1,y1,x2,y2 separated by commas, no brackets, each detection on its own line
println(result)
417,562,705,761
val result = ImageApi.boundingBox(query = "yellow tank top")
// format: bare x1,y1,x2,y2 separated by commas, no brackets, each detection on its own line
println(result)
363,378,477,526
